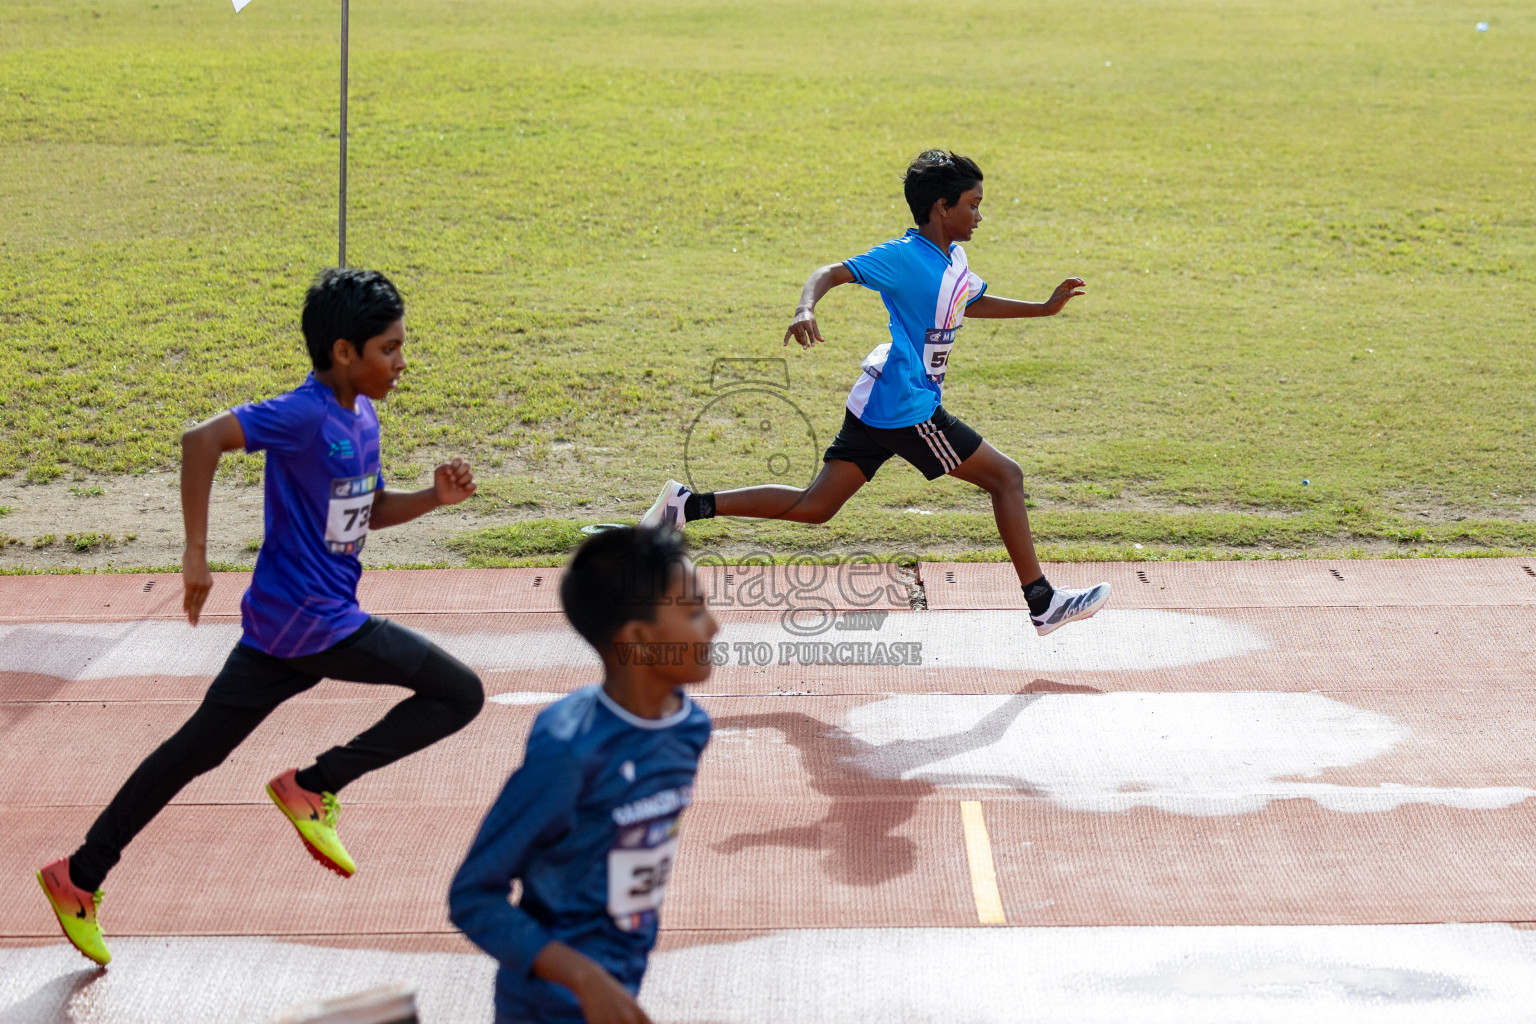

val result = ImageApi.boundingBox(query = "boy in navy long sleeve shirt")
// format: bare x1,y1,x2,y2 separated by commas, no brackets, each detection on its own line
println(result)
451,527,718,1024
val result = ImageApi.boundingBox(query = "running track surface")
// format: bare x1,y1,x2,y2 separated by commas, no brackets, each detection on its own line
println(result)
4,560,1536,1022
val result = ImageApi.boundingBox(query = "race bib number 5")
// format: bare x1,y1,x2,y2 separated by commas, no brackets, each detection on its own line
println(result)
923,327,958,384
326,473,379,555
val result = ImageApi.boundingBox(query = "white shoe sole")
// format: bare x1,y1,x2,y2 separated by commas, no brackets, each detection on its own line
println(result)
1034,584,1112,637
640,480,683,530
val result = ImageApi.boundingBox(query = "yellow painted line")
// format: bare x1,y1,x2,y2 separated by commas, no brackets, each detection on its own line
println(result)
960,800,1006,925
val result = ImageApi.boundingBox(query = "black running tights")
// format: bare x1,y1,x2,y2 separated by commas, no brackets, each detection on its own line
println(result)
69,639,482,892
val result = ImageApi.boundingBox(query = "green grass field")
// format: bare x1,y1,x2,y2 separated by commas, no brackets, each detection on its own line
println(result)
2,0,1533,565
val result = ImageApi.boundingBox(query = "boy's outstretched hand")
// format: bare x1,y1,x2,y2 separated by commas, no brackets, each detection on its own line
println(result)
434,457,477,506
783,309,827,350
1043,277,1086,315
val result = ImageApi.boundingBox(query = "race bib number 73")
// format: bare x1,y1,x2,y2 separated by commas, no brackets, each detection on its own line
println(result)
326,473,379,555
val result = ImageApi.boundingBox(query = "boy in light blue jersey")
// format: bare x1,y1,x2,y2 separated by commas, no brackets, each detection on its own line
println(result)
451,526,716,1024
644,150,1110,637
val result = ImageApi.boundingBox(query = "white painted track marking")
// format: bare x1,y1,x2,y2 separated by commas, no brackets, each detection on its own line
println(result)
0,608,1261,680
0,938,492,1024
845,693,1536,815
486,691,565,705
0,621,602,678
643,923,1536,1023
8,925,1536,1023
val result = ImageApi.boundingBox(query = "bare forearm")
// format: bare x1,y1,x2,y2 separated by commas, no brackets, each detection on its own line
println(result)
964,294,1054,318
795,264,847,314
180,413,245,549
784,263,855,350
533,942,607,993
180,438,220,551
968,279,1085,319
373,458,475,530
533,942,652,1024
179,412,246,626
369,487,442,530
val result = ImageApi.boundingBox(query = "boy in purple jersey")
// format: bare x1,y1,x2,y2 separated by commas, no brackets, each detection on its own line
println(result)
643,150,1111,636
37,269,485,967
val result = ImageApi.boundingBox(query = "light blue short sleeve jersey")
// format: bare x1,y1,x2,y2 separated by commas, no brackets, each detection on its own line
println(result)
230,373,382,658
841,228,988,428
450,686,712,1024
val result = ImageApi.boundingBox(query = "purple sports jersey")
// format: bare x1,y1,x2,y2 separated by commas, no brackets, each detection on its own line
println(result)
231,374,382,657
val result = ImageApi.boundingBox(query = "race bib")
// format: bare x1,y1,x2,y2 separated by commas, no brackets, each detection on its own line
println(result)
923,327,958,385
607,835,678,919
325,473,379,555
607,813,681,928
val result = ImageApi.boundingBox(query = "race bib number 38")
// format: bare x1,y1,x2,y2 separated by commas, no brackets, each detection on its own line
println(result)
325,473,379,555
607,817,681,929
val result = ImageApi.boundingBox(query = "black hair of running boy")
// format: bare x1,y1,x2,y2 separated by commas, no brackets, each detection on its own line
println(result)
301,267,406,370
561,525,701,663
903,149,984,225
562,528,681,647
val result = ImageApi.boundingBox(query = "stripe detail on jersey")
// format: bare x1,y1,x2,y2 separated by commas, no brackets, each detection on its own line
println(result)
934,247,975,331
943,278,971,329
916,419,962,472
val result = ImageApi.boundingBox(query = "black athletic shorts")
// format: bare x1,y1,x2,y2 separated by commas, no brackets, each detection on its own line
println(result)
823,405,984,481
207,616,435,708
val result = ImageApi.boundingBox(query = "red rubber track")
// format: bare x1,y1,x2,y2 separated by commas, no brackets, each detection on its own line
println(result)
4,560,1536,1020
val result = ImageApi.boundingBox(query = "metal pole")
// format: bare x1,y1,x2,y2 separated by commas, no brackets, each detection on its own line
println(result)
338,0,349,267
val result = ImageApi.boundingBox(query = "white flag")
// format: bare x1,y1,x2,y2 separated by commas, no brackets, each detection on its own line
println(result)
232,0,255,11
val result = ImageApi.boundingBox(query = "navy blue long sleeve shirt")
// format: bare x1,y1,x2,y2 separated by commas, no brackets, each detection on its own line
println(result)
450,686,711,1023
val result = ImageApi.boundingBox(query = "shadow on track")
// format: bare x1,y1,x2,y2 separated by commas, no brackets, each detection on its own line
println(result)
712,679,1102,886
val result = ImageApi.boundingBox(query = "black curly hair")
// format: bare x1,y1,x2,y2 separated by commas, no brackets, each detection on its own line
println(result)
903,149,984,225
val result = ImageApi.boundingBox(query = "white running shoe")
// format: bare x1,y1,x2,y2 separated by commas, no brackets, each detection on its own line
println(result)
640,479,691,530
1031,582,1111,636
